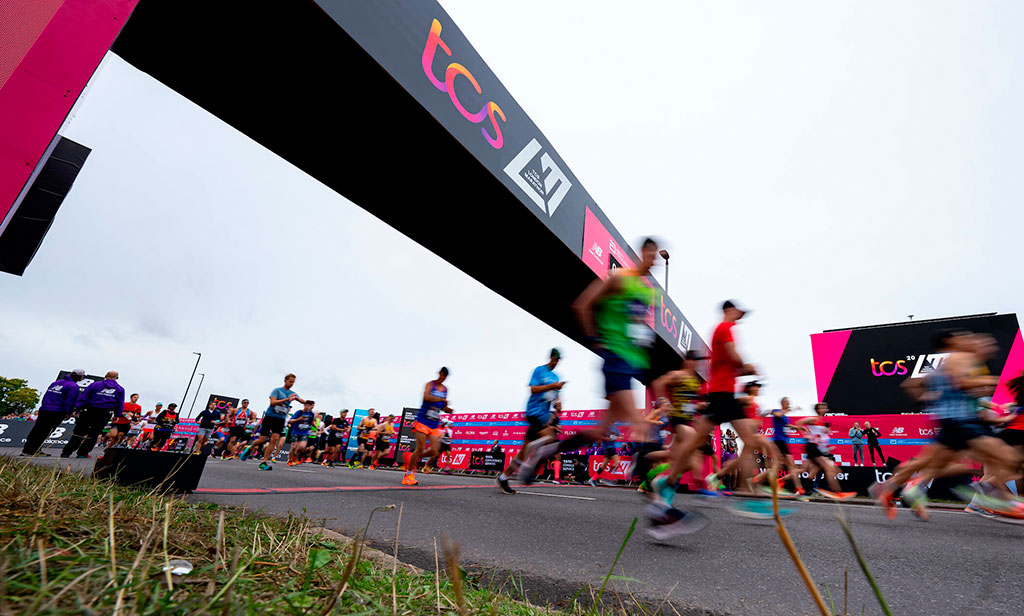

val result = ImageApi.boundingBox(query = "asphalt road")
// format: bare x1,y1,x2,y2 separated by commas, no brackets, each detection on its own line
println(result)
14,450,1024,615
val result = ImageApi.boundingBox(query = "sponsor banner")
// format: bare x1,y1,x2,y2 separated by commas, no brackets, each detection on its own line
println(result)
757,413,936,472
312,1,705,361
469,451,505,473
0,419,75,448
811,313,1021,414
396,407,419,456
449,410,644,448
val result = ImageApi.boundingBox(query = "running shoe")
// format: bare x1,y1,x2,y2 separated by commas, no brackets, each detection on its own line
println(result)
587,478,599,488
321,461,330,467
652,476,677,504
401,473,418,486
59,454,71,459
646,510,709,540
304,458,313,464
76,454,91,459
286,461,299,466
875,489,898,520
496,475,516,495
704,473,722,494
258,462,272,471
238,446,251,461
551,479,562,485
422,466,433,474
898,484,930,520
814,489,857,501
965,503,996,519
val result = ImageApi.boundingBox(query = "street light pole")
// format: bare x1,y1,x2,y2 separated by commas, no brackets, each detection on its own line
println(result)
189,373,205,418
181,352,201,412
659,249,671,294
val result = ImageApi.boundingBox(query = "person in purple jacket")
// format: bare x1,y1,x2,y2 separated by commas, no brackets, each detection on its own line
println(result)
60,370,125,458
20,369,85,457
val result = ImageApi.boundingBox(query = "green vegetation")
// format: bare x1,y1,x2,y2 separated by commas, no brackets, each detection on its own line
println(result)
0,376,40,416
1,457,647,615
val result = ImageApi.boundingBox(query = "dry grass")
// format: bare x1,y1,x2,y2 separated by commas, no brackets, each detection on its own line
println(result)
0,456,608,615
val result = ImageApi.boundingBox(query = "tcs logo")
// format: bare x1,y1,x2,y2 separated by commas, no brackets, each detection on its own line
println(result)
422,19,507,149
870,358,907,377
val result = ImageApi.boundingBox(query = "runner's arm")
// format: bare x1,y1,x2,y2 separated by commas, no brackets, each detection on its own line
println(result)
572,275,619,341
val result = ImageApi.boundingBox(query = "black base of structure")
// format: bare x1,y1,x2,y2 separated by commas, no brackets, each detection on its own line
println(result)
93,448,208,494
0,137,90,276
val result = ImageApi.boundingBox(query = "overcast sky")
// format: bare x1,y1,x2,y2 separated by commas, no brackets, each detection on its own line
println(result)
2,1,1021,417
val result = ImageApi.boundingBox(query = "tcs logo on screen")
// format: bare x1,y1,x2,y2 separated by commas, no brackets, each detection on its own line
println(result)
421,19,506,149
870,358,908,377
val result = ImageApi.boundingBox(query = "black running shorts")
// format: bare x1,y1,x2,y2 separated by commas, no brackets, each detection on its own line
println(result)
936,419,990,452
705,392,746,426
998,428,1024,448
524,415,547,442
774,439,790,457
258,415,286,437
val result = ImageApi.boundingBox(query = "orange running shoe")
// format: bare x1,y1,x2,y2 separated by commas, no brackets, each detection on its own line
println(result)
401,473,418,486
422,466,433,474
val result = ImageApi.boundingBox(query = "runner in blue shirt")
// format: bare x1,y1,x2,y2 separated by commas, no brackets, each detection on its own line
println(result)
286,400,316,466
240,373,306,470
497,349,565,494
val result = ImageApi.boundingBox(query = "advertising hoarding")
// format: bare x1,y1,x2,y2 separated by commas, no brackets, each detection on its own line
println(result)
811,313,1023,414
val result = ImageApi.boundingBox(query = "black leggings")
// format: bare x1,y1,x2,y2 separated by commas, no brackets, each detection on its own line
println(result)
151,431,171,451
61,407,112,457
867,442,885,465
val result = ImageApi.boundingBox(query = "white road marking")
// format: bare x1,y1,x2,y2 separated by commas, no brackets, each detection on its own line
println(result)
517,490,596,501
282,468,317,474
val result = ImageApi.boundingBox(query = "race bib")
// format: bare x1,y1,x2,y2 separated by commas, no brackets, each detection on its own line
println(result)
627,323,655,347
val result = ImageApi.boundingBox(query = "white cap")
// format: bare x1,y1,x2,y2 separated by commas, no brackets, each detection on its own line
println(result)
70,368,86,376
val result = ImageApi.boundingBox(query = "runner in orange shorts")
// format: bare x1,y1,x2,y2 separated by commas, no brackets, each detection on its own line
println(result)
403,367,453,485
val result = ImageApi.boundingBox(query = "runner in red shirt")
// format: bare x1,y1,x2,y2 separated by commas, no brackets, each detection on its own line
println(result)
654,300,768,504
109,393,142,448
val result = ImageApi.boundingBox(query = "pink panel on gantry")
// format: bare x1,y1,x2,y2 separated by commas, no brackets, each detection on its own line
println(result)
810,329,852,403
0,0,138,226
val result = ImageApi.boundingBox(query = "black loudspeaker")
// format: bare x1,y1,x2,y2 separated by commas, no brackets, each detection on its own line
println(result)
885,456,902,472
93,448,207,493
0,136,91,276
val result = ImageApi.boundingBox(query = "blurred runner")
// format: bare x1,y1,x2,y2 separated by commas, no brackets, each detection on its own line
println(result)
750,397,804,496
150,403,179,451
323,411,350,467
655,300,763,504
403,368,453,485
351,412,377,468
372,414,397,469
226,400,254,459
287,400,316,466
793,404,856,501
306,412,327,464
360,412,381,469
498,348,565,494
240,373,306,471
109,393,141,448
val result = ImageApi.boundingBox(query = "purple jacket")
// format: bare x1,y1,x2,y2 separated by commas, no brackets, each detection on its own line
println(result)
77,378,126,415
39,378,80,414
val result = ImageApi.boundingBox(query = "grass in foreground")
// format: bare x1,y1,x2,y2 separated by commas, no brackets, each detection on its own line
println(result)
0,456,613,616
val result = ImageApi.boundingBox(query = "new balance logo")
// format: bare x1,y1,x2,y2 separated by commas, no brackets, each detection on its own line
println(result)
503,138,572,217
